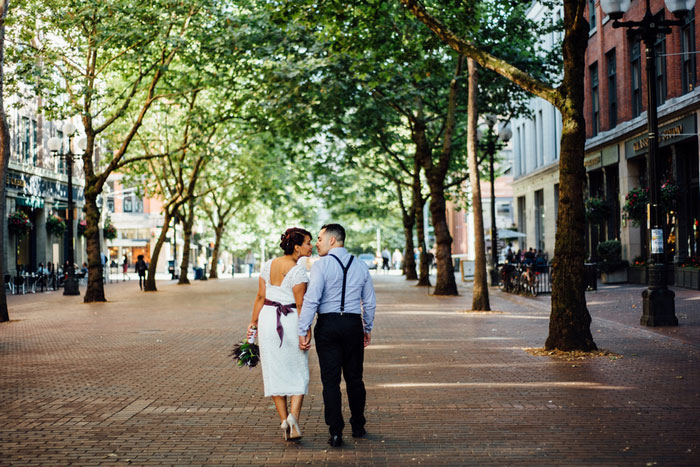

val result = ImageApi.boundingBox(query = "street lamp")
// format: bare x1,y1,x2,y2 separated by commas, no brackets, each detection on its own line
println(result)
47,122,87,296
600,0,693,326
478,115,512,285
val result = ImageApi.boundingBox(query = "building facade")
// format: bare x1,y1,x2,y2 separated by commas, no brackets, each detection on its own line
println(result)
510,2,564,260
585,0,700,268
3,95,87,276
512,0,700,279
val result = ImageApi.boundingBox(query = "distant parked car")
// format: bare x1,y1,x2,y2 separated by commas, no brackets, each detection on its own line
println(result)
358,253,378,270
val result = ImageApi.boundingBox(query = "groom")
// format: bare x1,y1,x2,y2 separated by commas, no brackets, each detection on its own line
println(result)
298,223,376,447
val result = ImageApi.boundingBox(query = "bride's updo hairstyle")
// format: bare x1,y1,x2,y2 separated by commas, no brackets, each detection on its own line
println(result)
280,227,312,255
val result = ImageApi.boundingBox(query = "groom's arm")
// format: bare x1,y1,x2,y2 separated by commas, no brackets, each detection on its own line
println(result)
298,261,324,338
360,270,376,335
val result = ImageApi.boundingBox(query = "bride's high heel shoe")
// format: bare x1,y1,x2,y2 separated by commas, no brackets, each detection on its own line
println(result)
280,419,290,441
286,413,302,441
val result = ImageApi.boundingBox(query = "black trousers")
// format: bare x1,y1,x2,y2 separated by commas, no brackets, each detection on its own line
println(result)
314,313,366,436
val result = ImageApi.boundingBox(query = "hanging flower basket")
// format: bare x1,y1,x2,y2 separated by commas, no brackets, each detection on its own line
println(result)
585,197,611,224
623,181,680,227
8,211,33,237
622,187,648,227
46,214,66,237
77,219,87,237
103,221,117,240
660,179,680,211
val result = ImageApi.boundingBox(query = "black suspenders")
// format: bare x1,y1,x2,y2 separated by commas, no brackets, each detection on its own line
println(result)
328,254,354,313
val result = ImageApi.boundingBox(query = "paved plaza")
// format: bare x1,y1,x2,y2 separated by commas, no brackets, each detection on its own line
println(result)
1,273,699,466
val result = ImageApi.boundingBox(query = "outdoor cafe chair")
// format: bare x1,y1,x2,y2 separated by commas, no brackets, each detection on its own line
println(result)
13,276,26,295
4,274,13,295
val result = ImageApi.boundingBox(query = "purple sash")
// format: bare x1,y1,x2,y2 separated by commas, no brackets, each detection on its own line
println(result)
264,299,297,347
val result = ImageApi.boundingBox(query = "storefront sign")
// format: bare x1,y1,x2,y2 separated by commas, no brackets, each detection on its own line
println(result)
6,170,84,204
625,114,697,159
6,175,25,189
17,196,44,209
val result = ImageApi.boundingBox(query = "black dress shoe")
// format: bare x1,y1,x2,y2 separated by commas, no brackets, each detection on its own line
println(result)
328,435,343,447
351,428,367,438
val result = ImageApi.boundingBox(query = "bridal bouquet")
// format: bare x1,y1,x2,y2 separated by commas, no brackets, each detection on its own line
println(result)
230,340,260,368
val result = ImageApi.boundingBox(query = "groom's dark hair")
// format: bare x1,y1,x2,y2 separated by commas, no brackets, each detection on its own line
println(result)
321,223,345,245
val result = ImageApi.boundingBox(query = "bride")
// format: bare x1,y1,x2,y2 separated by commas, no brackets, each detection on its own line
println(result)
247,227,313,441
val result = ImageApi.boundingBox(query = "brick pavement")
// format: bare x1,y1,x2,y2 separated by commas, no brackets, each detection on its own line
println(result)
1,275,699,466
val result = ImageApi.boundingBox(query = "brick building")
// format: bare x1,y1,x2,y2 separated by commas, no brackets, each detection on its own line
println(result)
584,0,700,269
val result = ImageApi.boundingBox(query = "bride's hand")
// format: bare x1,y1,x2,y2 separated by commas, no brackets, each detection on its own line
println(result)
247,322,257,340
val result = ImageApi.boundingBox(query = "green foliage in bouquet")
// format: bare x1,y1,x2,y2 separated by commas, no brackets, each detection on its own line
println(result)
46,214,66,237
230,341,260,368
8,211,33,237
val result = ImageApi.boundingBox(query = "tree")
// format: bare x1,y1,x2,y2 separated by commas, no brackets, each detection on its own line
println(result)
15,0,208,302
466,58,489,310
400,0,597,350
0,0,10,323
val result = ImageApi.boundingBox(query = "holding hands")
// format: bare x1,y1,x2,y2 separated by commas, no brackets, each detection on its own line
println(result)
298,332,311,351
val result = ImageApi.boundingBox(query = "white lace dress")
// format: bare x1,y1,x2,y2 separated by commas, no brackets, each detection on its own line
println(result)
258,259,310,396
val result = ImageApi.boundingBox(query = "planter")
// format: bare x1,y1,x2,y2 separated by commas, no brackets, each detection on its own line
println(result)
601,267,628,284
675,268,700,290
628,265,647,284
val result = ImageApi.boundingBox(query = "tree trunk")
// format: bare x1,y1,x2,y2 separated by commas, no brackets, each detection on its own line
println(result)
395,179,417,280
144,210,172,292
0,0,11,322
208,222,224,279
402,221,417,280
83,192,105,302
427,185,457,295
399,0,596,350
178,200,195,285
412,155,431,286
467,58,490,310
545,0,597,351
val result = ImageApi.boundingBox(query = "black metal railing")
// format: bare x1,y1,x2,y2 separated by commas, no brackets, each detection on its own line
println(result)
498,263,552,296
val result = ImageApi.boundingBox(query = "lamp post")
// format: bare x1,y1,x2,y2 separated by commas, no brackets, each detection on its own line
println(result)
47,122,86,296
478,115,512,285
600,0,692,326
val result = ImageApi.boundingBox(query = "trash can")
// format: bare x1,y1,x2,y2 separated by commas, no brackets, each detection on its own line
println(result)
584,263,597,291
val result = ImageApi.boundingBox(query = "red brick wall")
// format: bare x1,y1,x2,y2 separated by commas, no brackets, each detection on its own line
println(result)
584,1,700,137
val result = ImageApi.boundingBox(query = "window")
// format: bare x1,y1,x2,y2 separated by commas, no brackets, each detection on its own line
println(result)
654,12,667,105
123,196,133,213
590,62,600,136
681,10,696,94
606,49,617,128
535,190,545,252
107,198,115,213
497,203,511,216
537,109,544,166
56,130,65,174
517,196,527,244
589,0,596,31
31,119,37,164
630,40,643,117
21,117,30,161
134,197,143,213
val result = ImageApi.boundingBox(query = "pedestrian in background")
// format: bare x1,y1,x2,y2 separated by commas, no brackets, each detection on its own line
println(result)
392,248,403,270
135,255,148,290
122,254,128,281
245,250,255,278
381,248,391,272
